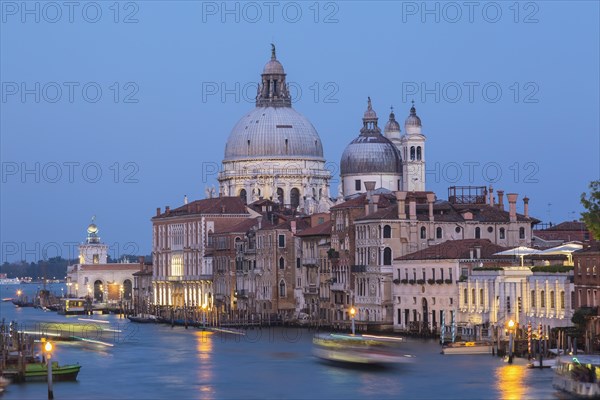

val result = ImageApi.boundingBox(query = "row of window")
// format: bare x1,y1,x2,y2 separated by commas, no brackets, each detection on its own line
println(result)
462,288,567,309
398,267,454,281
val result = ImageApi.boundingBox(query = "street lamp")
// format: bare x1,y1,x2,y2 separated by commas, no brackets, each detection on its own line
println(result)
350,307,356,335
44,340,54,399
202,303,208,329
507,319,515,364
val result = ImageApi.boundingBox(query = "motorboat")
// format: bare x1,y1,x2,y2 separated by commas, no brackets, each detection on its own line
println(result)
313,333,414,365
442,341,493,355
552,355,600,398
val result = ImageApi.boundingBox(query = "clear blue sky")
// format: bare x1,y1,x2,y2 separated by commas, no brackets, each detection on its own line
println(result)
1,1,599,262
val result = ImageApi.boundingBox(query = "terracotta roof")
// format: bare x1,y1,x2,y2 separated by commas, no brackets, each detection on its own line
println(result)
396,239,509,261
296,220,332,237
154,197,248,219
356,200,537,223
330,193,395,210
217,217,261,234
537,221,587,231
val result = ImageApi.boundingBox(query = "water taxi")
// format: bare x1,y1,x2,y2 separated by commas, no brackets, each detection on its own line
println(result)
312,333,414,365
442,341,493,355
552,355,600,398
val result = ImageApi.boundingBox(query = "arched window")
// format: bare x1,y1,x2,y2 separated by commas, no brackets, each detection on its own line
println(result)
383,247,392,265
531,290,536,307
277,187,284,204
383,225,391,238
279,280,286,298
410,146,416,160
416,146,422,160
123,279,132,300
94,280,104,302
471,289,476,305
475,227,481,239
560,291,565,309
436,227,443,239
420,226,426,239
499,228,505,239
479,289,484,306
279,257,285,270
239,189,247,204
519,227,525,239
540,291,546,308
550,291,555,308
290,188,300,210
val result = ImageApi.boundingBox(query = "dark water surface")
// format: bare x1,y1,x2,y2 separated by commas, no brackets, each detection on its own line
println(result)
0,284,558,399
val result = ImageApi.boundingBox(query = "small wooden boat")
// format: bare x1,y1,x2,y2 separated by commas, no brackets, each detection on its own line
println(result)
2,361,81,382
24,361,81,382
0,376,9,394
442,341,493,355
128,314,159,323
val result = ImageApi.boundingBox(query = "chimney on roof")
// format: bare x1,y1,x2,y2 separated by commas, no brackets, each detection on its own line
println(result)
156,207,161,217
507,193,518,222
372,194,380,214
497,190,504,210
523,196,530,218
138,256,145,265
184,195,188,205
426,193,435,221
470,248,474,259
364,181,376,192
221,204,226,213
489,186,495,206
475,245,481,259
165,206,170,215
291,220,297,234
409,196,417,221
396,191,407,219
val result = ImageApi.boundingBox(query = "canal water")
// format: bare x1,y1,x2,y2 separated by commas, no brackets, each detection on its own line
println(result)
1,284,559,399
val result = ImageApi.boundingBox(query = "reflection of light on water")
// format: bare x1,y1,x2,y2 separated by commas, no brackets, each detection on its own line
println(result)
496,365,527,400
195,331,215,399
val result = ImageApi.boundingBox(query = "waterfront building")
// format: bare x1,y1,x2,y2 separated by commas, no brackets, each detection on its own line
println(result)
573,244,600,308
217,45,332,213
66,220,140,307
349,186,538,330
132,257,153,315
151,197,252,312
295,216,333,324
534,220,595,248
392,239,509,335
458,265,575,339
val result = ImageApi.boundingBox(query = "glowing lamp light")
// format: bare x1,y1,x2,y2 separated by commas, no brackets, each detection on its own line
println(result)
16,290,22,296
508,319,515,329
350,307,356,317
44,341,53,353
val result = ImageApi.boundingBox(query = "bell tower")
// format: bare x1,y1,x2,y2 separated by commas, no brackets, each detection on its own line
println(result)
400,102,426,191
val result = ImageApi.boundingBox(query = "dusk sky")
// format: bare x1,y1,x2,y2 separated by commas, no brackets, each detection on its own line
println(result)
1,1,598,263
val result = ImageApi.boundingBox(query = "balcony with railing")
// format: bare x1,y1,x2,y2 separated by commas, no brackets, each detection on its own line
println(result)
302,257,319,267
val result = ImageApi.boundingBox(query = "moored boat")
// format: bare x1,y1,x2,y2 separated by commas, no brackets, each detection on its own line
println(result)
313,333,414,365
128,314,159,323
2,361,81,382
442,341,493,355
552,355,600,398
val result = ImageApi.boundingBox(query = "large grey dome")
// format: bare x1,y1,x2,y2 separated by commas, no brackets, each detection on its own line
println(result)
224,106,325,161
340,98,403,175
340,135,403,175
